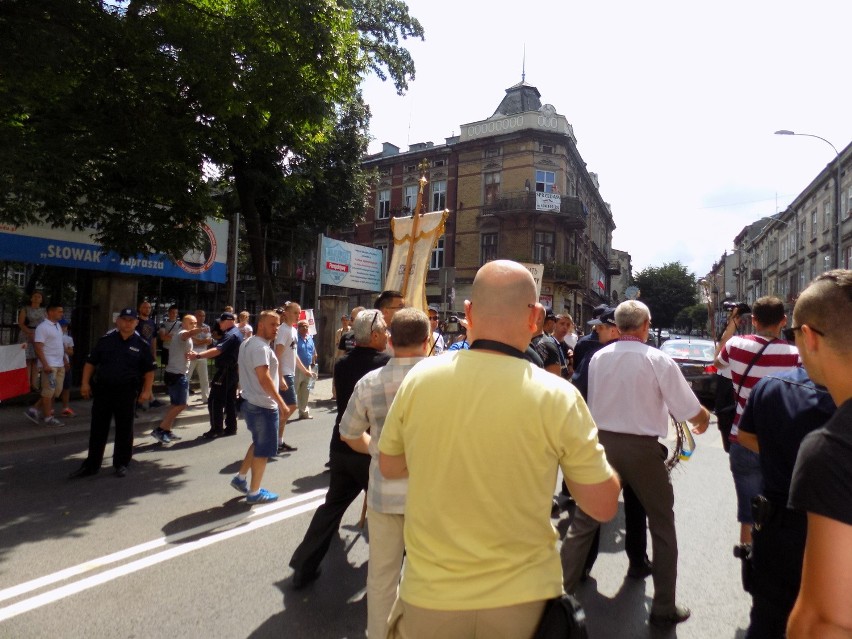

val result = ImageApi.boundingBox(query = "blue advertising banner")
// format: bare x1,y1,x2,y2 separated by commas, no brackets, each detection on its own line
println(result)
318,236,383,292
0,219,229,283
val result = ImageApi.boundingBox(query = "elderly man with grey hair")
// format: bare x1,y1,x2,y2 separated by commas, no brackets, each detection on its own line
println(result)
289,308,390,589
561,299,711,627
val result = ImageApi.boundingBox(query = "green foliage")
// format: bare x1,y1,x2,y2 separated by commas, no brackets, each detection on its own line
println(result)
1,0,423,304
635,262,697,330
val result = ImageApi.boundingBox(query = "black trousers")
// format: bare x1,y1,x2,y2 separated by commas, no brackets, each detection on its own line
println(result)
583,483,648,573
208,367,238,433
746,512,806,639
289,451,370,576
84,383,138,470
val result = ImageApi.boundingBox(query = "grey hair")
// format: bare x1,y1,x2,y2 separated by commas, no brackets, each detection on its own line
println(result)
614,300,650,332
353,309,385,345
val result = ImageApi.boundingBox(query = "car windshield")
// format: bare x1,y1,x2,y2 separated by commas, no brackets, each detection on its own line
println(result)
660,340,715,362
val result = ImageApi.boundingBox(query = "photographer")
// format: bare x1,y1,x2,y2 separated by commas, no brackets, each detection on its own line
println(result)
714,297,800,549
713,302,749,451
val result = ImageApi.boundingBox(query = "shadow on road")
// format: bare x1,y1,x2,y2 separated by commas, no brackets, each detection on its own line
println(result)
161,497,253,542
249,535,368,638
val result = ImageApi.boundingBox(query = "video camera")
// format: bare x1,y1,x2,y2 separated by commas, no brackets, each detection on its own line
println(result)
723,301,751,314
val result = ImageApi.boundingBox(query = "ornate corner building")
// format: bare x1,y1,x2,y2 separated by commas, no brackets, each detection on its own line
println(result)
336,80,624,323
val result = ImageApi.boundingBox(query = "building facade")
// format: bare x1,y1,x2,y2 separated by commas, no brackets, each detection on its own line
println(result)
706,139,851,316
339,81,624,324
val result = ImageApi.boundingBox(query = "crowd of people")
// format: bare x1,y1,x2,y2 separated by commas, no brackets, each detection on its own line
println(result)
16,262,852,637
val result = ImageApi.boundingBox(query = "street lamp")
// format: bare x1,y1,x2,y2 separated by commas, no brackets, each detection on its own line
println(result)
774,130,842,269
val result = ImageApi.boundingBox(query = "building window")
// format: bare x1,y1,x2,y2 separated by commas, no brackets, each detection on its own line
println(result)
432,159,445,168
811,209,817,238
430,238,444,270
824,201,832,231
485,147,501,158
481,233,498,264
846,186,852,217
431,180,447,211
534,231,555,262
377,189,391,220
404,184,418,211
799,221,806,246
375,243,388,275
535,170,556,193
540,144,553,154
484,172,501,205
845,245,852,269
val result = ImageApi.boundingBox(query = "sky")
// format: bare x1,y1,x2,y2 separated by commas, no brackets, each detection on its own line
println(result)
360,0,852,278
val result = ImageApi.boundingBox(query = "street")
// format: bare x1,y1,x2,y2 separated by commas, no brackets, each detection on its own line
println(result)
0,378,751,638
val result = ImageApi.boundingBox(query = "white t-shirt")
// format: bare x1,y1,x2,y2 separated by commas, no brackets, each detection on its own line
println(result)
588,339,701,438
165,330,193,375
62,334,74,365
34,319,65,367
160,318,181,350
238,335,279,409
274,325,297,376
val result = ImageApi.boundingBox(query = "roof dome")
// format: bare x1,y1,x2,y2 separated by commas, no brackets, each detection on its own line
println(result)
491,81,542,117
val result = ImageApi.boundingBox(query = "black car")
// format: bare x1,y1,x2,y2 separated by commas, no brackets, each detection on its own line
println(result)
659,338,718,408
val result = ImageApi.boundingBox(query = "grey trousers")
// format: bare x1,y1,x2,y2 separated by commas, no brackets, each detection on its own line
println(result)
561,430,678,615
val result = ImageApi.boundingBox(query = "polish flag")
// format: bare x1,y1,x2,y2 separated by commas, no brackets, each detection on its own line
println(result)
0,344,29,401
597,279,605,290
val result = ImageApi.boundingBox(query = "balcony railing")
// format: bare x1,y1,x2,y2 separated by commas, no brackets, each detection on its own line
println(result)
482,191,587,229
544,262,585,286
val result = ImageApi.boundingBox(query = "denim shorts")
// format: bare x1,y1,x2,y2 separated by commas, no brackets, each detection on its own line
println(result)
729,441,762,523
279,374,296,406
243,401,279,458
166,373,189,406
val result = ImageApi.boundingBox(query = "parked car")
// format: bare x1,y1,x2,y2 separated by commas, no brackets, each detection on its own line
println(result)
659,338,718,408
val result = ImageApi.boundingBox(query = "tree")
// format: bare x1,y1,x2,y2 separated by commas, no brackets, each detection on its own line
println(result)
634,262,697,332
1,0,424,306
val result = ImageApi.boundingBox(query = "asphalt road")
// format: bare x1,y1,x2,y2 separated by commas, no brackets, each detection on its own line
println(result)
0,380,751,638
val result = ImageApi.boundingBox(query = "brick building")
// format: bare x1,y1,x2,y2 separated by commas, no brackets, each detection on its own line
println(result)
336,80,625,324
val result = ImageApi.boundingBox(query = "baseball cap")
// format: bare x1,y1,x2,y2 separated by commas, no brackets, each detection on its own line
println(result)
219,312,236,321
545,312,557,322
59,318,70,326
118,308,137,319
588,307,617,326
591,304,608,318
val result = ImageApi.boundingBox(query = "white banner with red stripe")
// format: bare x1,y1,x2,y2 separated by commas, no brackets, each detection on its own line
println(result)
0,344,29,401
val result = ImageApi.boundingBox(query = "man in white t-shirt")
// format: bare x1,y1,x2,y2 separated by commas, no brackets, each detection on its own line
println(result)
230,310,288,504
274,301,311,453
187,309,212,402
562,300,711,627
24,302,66,427
152,315,203,444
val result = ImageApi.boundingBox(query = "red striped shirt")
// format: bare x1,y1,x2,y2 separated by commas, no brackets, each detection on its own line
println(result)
718,335,800,439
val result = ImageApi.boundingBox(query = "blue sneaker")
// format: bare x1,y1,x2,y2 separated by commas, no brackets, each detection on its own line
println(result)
151,427,171,444
246,488,278,504
230,476,249,494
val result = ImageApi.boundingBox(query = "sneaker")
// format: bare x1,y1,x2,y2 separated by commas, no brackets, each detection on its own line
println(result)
649,604,691,626
43,416,64,427
151,428,172,444
230,476,249,494
168,430,182,441
61,408,77,417
246,488,278,504
277,442,298,453
24,408,40,424
149,399,164,408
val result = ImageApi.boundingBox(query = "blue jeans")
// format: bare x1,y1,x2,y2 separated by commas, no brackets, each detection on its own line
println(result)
730,442,762,523
243,401,279,458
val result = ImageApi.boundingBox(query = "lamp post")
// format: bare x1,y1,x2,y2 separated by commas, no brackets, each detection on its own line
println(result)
774,130,842,269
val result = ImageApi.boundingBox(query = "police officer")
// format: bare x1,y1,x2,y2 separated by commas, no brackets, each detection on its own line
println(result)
737,368,835,637
70,307,156,478
187,311,243,438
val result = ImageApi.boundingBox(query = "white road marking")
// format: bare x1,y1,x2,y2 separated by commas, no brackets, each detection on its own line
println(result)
0,489,328,621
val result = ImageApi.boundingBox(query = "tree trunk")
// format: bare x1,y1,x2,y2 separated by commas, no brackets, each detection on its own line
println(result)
232,156,276,308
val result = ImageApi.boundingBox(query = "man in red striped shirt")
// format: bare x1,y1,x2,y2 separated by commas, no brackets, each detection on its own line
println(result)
715,297,800,546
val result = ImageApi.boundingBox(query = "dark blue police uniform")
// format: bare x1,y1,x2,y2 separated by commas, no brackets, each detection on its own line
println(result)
738,367,835,638
205,324,243,437
82,329,157,472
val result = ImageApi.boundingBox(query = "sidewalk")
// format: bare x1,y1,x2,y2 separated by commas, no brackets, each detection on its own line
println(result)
0,376,334,453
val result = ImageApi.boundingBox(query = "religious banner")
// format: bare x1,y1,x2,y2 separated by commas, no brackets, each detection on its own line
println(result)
385,210,448,313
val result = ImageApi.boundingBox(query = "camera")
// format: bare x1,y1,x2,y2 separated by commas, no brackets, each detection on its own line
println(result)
723,301,751,314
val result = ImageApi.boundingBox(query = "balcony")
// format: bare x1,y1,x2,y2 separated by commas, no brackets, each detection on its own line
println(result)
544,262,585,287
606,258,621,275
481,191,586,230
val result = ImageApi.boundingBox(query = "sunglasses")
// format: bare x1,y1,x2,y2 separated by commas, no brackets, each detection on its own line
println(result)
781,325,825,341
